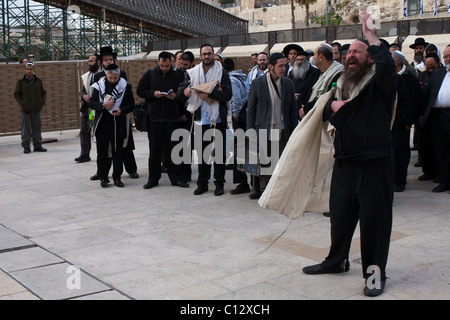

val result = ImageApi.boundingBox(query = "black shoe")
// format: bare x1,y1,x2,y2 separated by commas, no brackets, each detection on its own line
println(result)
75,156,90,163
302,262,350,275
90,173,100,181
23,147,31,154
172,181,189,188
34,146,47,152
363,279,386,297
128,172,139,179
432,184,449,193
414,160,422,167
114,179,124,188
143,180,158,189
225,164,233,170
418,174,435,181
323,212,331,217
100,179,110,188
394,184,405,192
249,191,261,200
214,185,224,196
194,185,208,195
230,184,250,195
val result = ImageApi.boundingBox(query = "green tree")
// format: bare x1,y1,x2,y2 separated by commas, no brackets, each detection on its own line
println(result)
294,0,318,28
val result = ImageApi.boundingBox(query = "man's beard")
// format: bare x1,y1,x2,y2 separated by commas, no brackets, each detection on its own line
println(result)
446,63,450,72
259,63,267,71
342,57,372,98
292,61,310,79
89,64,99,73
414,52,424,64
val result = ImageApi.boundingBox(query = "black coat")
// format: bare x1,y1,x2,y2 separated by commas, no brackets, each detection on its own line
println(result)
324,44,398,161
137,66,185,121
422,67,449,125
247,74,298,140
90,79,135,142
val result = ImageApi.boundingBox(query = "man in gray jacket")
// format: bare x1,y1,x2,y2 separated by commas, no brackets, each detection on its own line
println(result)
246,53,298,199
14,62,47,154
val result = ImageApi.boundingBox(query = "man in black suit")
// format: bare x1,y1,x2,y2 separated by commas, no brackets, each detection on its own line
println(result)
288,49,320,119
246,52,298,199
90,46,139,181
421,45,450,193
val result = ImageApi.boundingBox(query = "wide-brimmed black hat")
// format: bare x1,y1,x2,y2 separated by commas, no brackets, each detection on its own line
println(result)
409,38,429,49
99,46,118,59
283,44,307,57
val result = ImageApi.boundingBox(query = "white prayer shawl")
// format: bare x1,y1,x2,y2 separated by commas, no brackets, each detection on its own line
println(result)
187,61,223,125
259,65,376,219
91,77,130,149
309,60,344,103
81,71,94,96
266,72,282,141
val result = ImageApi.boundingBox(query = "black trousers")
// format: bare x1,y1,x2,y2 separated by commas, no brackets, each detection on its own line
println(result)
392,124,411,186
251,131,287,194
79,110,91,158
96,120,124,181
196,122,227,187
322,156,394,281
430,108,450,186
419,121,437,177
147,121,181,184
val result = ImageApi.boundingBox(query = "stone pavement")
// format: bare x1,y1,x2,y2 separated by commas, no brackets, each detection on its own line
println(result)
0,128,449,301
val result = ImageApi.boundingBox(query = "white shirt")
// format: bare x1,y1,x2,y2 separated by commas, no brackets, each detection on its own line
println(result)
435,70,450,108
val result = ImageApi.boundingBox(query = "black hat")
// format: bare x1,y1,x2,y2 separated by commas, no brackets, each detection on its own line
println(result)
409,38,429,49
341,44,350,53
283,44,306,58
105,63,119,71
99,46,118,59
269,52,286,65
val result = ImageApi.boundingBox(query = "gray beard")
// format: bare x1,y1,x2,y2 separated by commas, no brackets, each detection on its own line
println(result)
292,62,310,80
447,63,450,72
414,53,424,64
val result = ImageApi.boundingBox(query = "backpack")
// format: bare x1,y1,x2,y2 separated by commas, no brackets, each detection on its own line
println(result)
133,100,149,132
133,69,153,132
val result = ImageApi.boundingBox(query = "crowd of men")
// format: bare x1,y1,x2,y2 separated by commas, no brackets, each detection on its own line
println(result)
14,13,450,296
52,38,450,199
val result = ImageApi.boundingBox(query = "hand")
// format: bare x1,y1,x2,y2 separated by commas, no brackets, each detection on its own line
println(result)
184,87,192,97
295,93,300,101
83,94,90,103
360,11,380,46
166,91,176,100
299,106,305,119
103,97,114,110
154,91,164,98
112,108,121,116
330,100,349,113
198,92,209,101
180,114,187,122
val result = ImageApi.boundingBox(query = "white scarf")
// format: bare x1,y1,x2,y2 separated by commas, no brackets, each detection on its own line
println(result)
187,61,223,125
309,60,344,102
91,76,130,149
91,76,127,114
266,72,282,141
